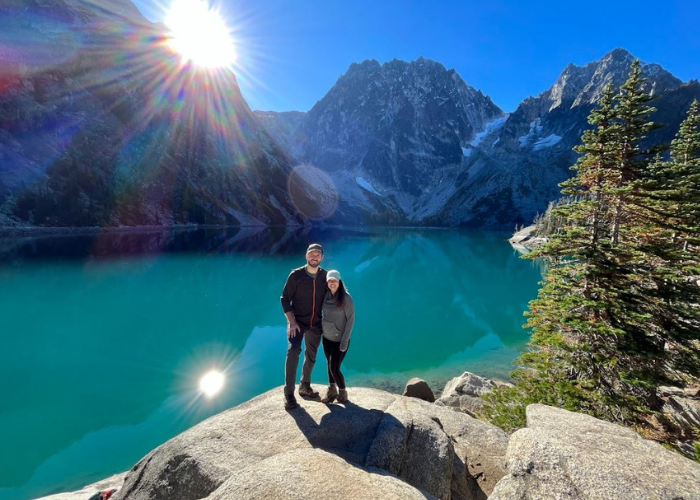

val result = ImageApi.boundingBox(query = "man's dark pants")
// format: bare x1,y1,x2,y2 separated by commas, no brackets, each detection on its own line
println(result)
284,326,322,396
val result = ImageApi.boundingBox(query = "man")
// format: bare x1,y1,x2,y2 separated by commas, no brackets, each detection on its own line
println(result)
280,243,328,410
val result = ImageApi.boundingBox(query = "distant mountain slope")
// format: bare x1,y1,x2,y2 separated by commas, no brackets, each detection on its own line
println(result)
302,58,503,193
434,48,699,228
253,110,307,159
0,0,304,227
257,58,505,224
258,50,700,228
3,11,698,232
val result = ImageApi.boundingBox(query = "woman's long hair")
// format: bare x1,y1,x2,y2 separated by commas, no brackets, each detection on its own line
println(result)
334,280,347,308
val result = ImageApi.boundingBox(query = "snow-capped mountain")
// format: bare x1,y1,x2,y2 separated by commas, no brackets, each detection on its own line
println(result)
256,58,504,224
259,49,700,228
434,48,698,228
2,9,698,232
0,0,304,227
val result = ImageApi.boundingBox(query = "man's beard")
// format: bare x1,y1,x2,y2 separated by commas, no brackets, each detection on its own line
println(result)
307,260,320,268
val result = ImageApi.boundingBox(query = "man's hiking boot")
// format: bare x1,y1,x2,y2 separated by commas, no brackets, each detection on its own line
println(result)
321,385,338,404
337,389,349,404
284,392,299,411
298,383,320,399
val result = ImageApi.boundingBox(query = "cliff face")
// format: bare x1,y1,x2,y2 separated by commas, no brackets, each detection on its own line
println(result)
0,0,304,227
258,50,700,228
257,58,505,225
433,49,698,228
301,58,503,196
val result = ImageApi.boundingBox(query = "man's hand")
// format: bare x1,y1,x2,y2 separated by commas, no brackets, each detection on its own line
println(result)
287,320,301,339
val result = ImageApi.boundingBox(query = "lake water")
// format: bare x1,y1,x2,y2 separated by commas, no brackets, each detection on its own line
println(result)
0,226,542,500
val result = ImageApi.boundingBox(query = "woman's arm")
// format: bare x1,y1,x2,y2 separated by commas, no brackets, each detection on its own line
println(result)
340,295,355,352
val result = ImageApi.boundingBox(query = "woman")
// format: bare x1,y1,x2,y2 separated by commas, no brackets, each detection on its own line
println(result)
320,269,355,404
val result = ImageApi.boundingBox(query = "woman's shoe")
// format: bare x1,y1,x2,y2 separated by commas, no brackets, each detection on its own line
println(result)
337,389,348,404
321,385,338,403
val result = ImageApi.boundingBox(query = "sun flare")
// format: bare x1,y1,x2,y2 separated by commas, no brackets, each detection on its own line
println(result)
199,370,225,397
165,0,236,68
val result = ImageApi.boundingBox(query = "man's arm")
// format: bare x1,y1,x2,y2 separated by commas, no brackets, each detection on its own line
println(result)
285,311,300,338
281,272,300,338
281,272,294,312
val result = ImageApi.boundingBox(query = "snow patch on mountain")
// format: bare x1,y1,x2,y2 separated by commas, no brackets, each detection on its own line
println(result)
469,115,509,147
533,134,562,150
356,176,381,195
330,171,375,212
518,119,544,147
461,147,472,157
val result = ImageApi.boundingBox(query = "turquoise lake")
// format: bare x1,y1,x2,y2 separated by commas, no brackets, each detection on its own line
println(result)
0,227,542,500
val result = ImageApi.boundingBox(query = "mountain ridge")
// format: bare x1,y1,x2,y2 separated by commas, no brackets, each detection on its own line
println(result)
0,0,308,227
256,48,699,228
2,1,699,229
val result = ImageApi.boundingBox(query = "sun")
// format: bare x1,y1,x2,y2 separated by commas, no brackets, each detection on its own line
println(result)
199,369,225,397
164,0,236,68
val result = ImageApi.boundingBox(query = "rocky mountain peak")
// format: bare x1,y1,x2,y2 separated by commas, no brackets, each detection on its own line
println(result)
296,57,503,204
307,57,502,136
344,59,382,77
602,46,635,63
544,48,683,111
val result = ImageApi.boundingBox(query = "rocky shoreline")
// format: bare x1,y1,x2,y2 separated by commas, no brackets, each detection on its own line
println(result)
37,372,700,500
507,225,547,252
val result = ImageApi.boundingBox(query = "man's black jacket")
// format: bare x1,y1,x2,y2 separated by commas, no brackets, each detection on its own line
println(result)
280,266,328,329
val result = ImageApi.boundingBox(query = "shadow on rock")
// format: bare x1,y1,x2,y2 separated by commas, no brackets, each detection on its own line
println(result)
288,401,392,467
112,387,507,500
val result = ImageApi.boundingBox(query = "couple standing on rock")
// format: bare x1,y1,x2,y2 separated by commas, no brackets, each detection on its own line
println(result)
280,243,356,410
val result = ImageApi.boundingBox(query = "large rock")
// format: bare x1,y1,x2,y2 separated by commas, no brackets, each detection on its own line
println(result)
490,404,700,500
656,385,700,456
663,395,700,455
436,371,510,416
508,225,548,251
113,387,508,500
664,396,700,433
403,377,436,402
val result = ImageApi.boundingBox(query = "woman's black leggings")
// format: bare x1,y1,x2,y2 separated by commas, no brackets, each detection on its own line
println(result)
322,337,349,389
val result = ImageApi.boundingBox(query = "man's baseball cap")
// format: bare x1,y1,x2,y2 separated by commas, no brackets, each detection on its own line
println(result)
306,243,323,254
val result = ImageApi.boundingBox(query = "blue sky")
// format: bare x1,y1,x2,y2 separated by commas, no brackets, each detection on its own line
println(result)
132,0,700,113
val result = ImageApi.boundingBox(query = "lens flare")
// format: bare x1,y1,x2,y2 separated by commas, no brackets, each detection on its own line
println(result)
165,0,236,68
199,370,225,397
287,165,339,221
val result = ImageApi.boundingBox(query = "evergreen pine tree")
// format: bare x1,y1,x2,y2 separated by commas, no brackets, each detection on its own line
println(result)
485,83,633,429
667,99,700,245
484,62,700,439
635,101,700,384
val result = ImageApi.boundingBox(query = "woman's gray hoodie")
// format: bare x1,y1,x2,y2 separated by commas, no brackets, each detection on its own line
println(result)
321,290,355,351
